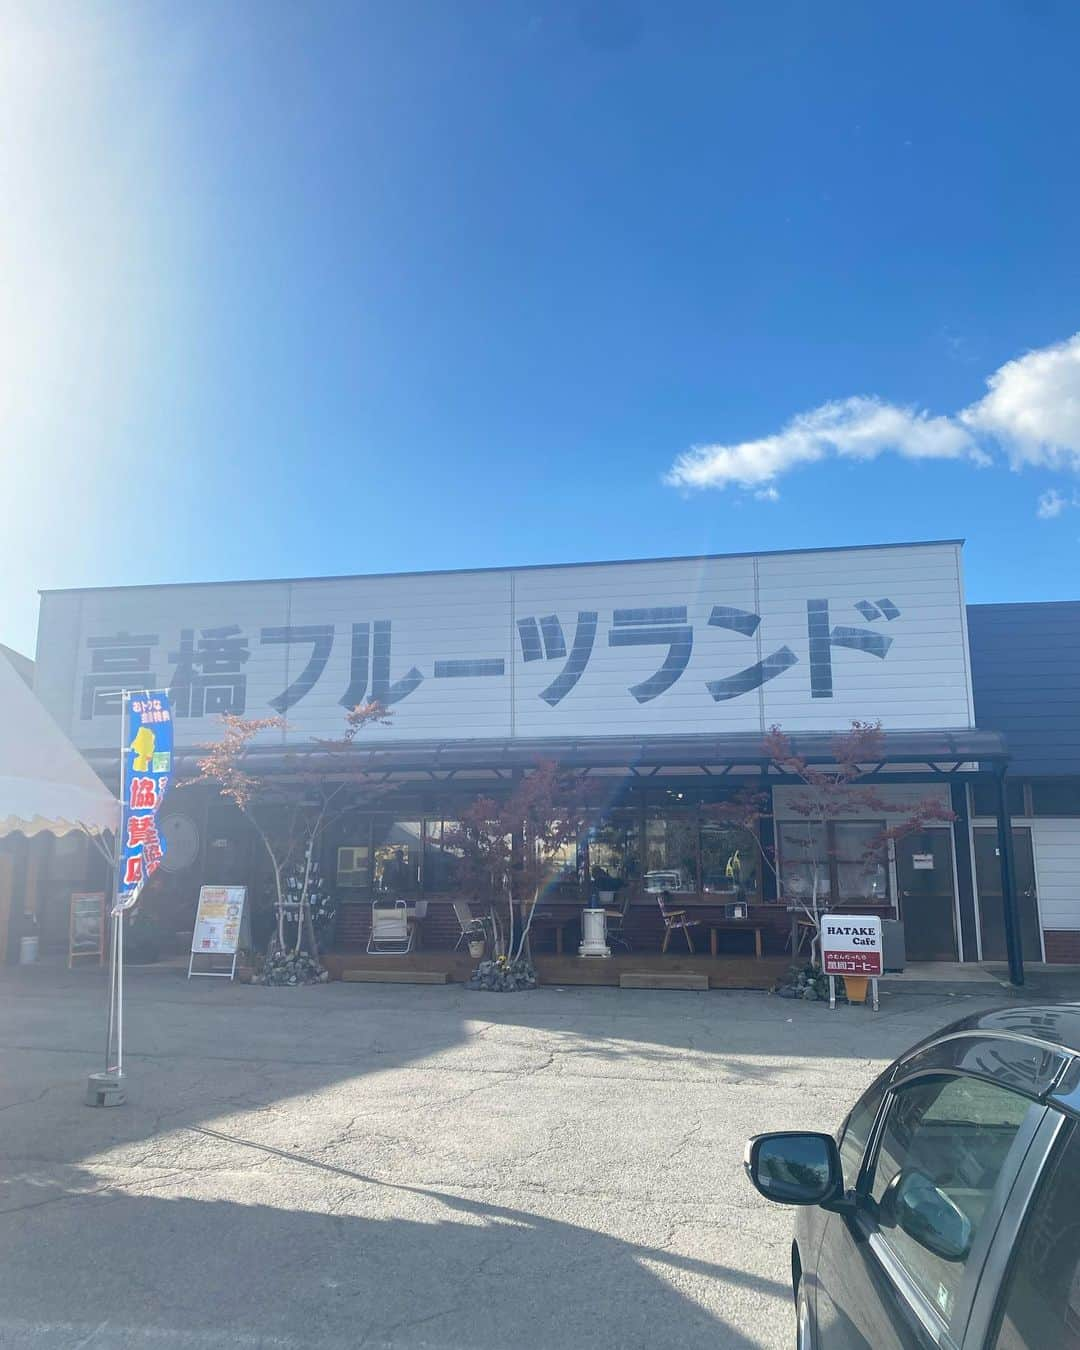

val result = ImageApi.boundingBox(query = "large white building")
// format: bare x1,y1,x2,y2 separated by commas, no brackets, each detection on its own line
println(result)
11,538,1079,977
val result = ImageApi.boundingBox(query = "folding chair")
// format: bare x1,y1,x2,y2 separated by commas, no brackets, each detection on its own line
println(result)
453,901,487,951
367,899,415,954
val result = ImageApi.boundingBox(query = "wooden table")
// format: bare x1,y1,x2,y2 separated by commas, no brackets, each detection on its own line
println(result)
530,912,573,954
709,922,764,959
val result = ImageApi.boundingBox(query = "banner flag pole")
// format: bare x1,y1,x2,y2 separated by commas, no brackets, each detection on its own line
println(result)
87,687,173,1107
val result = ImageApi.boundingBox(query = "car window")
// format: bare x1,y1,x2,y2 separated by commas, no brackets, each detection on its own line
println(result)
992,1123,1080,1349
867,1075,1035,1326
838,1075,888,1191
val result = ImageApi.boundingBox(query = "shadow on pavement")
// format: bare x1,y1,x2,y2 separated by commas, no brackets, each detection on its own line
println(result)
0,1144,786,1348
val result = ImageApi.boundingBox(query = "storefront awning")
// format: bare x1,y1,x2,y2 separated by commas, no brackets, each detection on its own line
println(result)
131,725,1008,779
0,653,119,838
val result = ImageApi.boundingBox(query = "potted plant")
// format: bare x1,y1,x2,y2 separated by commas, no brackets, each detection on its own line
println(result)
466,921,487,960
590,866,622,908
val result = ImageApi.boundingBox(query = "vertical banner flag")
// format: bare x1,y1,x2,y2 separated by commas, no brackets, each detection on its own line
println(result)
116,690,173,913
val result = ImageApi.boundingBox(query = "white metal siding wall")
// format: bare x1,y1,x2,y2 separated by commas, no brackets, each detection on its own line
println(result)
1029,819,1080,932
35,542,975,752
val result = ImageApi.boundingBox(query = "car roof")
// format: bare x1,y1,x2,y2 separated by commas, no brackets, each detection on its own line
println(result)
924,1003,1080,1055
887,1003,1080,1112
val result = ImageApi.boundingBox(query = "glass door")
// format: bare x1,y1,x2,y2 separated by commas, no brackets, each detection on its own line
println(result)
895,829,958,961
973,828,1042,962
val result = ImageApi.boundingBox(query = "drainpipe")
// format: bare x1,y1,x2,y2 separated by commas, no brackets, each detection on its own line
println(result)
994,768,1024,987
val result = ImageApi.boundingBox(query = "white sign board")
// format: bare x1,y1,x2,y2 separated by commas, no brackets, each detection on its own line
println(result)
189,887,249,980
35,542,975,751
821,914,883,977
912,853,935,870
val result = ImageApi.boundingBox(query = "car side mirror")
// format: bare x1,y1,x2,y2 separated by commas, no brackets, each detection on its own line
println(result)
744,1131,844,1207
888,1170,973,1262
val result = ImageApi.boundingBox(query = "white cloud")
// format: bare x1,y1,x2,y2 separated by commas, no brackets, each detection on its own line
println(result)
665,395,983,491
754,485,780,502
1036,487,1080,520
963,334,1080,470
667,331,1080,494
1036,489,1068,519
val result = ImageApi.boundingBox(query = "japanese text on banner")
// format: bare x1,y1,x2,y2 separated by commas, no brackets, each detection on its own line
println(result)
116,690,173,912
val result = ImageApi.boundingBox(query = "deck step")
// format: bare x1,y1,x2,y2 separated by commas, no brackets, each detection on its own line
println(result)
619,972,709,991
342,969,450,985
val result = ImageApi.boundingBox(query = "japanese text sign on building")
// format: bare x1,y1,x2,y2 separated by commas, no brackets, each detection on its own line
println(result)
116,690,173,913
821,914,883,978
42,544,974,748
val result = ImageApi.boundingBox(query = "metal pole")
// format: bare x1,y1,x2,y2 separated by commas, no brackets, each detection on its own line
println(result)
109,690,129,1074
85,693,130,1106
116,910,124,1076
994,769,1025,987
104,901,118,1073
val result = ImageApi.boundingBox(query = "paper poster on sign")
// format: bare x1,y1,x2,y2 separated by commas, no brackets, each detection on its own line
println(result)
191,886,247,955
821,914,883,977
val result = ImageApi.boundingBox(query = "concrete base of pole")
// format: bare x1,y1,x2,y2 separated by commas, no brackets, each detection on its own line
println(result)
85,1071,126,1107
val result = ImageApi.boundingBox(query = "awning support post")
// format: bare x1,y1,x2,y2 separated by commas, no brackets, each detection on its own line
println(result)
994,769,1024,987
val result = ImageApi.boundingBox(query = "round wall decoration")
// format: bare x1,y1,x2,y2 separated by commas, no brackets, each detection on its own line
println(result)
159,814,200,872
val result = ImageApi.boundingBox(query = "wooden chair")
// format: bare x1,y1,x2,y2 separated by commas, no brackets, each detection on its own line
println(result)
786,918,817,960
604,892,633,952
367,899,416,955
656,892,701,954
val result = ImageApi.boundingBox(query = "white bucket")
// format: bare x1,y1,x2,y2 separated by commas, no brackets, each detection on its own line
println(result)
19,935,39,965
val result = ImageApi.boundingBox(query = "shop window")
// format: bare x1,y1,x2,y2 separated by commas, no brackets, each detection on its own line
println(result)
336,844,370,891
970,779,1027,818
833,822,889,902
778,821,830,903
588,816,639,892
373,821,422,893
47,833,88,882
700,821,759,898
777,820,888,905
645,812,697,891
541,830,581,894
646,787,696,807
423,820,463,892
1030,779,1080,817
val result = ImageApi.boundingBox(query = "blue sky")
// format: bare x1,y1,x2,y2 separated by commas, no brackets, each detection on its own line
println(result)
4,0,1080,656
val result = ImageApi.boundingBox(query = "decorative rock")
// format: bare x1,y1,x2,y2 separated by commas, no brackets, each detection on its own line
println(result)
466,956,538,993
255,949,328,986
773,961,845,1003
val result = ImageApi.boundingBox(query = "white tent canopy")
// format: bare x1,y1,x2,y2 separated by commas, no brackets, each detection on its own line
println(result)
0,652,119,839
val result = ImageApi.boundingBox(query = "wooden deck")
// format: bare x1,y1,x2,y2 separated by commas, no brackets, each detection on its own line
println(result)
535,953,788,989
324,949,788,990
324,951,475,983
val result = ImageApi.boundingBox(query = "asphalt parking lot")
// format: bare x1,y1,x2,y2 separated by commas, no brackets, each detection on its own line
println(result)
0,966,1028,1349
